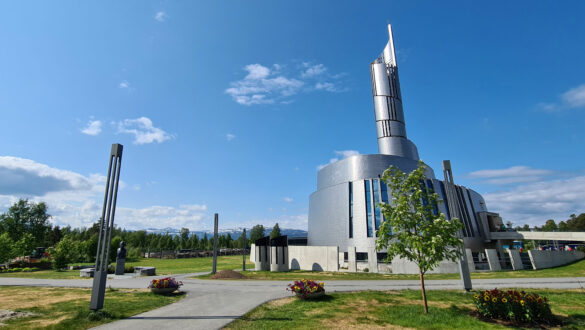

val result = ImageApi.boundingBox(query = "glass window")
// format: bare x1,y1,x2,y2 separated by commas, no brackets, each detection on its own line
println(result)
380,182,391,235
373,179,381,233
365,180,373,237
349,182,354,238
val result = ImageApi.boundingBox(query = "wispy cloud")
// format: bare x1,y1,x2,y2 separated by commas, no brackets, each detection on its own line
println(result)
225,62,345,105
117,117,173,145
81,119,102,136
482,175,585,226
317,150,360,170
154,11,167,22
226,133,236,141
301,63,326,78
537,83,585,112
468,166,554,185
119,80,129,89
283,197,293,203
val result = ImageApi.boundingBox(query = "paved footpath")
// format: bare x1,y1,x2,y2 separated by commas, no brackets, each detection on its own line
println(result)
1,275,584,330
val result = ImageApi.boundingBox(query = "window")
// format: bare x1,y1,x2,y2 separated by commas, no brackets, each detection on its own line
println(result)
380,181,391,235
373,179,381,232
365,180,373,237
349,182,354,238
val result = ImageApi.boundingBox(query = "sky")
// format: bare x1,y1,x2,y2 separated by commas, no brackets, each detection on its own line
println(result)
1,1,585,231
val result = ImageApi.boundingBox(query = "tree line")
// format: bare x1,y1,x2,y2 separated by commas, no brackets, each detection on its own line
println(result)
0,199,283,268
515,213,585,232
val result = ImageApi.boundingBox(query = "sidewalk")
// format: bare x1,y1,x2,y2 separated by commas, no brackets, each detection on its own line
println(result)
1,275,584,329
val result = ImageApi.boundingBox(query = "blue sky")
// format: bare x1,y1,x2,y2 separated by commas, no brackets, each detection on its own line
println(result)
1,1,585,230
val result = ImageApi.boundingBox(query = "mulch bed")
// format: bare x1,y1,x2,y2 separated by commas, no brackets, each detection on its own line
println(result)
210,270,248,279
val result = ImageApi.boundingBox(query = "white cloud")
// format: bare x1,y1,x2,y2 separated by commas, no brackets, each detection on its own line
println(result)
562,84,585,108
317,150,360,170
315,82,338,92
226,133,236,141
226,62,345,105
301,63,326,78
81,120,102,136
283,197,293,203
117,117,173,144
538,83,585,111
0,156,94,196
468,166,554,185
223,214,308,230
482,175,585,226
119,80,129,89
154,11,167,22
0,156,209,230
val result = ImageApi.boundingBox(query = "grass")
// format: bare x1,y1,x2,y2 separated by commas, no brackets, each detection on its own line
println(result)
217,258,585,281
0,286,184,329
226,289,585,329
0,255,252,279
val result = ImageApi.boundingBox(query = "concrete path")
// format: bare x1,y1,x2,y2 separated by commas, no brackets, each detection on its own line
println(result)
1,275,584,329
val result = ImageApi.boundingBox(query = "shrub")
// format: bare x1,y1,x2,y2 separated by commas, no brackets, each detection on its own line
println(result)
287,279,325,299
473,289,555,324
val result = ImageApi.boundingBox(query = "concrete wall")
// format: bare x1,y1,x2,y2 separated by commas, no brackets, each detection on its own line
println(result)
528,250,585,269
289,246,339,271
390,256,460,274
507,249,524,270
485,249,501,271
250,243,256,262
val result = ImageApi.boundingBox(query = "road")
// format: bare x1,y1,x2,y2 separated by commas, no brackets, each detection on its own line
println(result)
1,274,584,329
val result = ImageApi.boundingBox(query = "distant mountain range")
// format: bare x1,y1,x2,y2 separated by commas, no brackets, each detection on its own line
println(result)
144,227,307,239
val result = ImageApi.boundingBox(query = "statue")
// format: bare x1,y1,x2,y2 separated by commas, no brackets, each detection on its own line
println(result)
115,241,126,275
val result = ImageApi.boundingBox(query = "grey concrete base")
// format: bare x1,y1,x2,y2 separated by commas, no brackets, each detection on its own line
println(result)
348,247,356,272
507,249,524,270
80,268,95,277
485,249,501,271
367,248,378,273
115,258,126,275
465,249,476,272
134,267,156,276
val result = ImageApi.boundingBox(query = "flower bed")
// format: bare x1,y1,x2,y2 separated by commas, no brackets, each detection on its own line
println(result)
287,279,325,299
473,289,555,325
148,277,183,294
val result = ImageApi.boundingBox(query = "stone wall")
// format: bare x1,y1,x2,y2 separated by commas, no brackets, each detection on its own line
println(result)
528,250,585,269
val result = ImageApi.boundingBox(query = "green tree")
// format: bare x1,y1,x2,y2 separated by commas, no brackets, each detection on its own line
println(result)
180,228,190,249
270,223,281,239
0,199,51,246
541,219,558,231
14,233,36,260
50,236,77,270
0,233,15,264
249,225,265,243
376,161,464,314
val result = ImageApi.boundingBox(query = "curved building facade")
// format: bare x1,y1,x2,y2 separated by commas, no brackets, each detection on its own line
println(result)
308,25,500,257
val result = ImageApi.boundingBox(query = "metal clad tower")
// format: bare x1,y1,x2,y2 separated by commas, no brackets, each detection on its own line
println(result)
370,24,419,160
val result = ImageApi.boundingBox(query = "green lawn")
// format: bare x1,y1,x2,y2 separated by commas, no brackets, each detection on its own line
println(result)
0,286,184,329
0,255,252,279
226,289,585,329
226,258,585,281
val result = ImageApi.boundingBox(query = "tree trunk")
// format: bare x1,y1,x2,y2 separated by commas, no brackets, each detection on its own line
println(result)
419,269,428,314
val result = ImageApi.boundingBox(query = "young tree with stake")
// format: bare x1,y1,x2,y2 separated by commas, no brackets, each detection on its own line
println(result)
376,161,464,314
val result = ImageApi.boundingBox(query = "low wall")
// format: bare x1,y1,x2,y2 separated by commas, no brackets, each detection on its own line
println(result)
289,246,339,271
528,250,585,269
390,257,459,274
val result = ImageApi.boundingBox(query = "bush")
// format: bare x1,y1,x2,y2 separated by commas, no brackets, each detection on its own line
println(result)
473,289,555,324
107,264,135,274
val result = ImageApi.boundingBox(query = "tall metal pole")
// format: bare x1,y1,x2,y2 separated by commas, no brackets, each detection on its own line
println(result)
442,160,472,291
90,143,123,310
242,228,246,271
212,213,218,274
